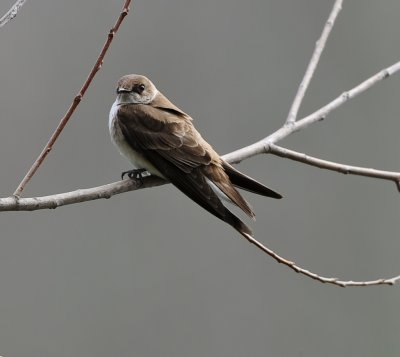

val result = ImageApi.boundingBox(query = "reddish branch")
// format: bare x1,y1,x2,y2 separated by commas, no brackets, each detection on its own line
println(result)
13,0,132,197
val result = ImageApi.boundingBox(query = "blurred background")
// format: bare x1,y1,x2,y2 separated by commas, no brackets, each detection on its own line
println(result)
0,0,399,356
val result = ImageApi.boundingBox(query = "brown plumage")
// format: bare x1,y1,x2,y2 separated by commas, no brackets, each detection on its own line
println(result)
109,74,282,239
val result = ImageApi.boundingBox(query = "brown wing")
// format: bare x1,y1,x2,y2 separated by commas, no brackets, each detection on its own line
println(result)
116,103,254,237
117,103,215,171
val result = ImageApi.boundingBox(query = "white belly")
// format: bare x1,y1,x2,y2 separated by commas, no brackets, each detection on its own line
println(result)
109,101,164,178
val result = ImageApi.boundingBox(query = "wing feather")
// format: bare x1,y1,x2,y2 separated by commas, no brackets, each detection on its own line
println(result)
116,103,254,236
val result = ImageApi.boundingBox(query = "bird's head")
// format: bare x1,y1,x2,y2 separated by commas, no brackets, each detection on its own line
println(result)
116,74,158,105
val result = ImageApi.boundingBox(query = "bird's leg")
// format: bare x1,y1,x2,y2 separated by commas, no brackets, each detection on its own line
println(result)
121,168,148,181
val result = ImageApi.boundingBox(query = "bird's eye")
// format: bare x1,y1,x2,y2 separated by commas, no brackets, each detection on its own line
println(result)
135,83,146,94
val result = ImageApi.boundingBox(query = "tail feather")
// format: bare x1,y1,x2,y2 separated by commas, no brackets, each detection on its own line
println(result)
212,180,255,219
222,161,282,199
150,157,255,239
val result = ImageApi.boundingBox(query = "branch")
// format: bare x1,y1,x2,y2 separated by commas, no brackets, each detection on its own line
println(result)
223,60,400,164
2,172,400,287
267,144,400,191
0,0,28,28
285,0,342,125
13,0,133,197
1,176,166,212
243,234,400,287
7,139,400,209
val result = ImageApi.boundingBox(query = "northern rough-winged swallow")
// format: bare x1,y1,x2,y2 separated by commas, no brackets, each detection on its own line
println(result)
109,74,282,240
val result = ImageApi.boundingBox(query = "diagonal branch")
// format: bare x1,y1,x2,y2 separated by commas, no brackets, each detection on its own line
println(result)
0,0,28,28
224,60,400,164
13,0,133,198
285,0,342,125
267,144,400,191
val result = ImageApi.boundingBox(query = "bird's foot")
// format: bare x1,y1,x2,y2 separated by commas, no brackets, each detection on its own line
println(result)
121,168,148,181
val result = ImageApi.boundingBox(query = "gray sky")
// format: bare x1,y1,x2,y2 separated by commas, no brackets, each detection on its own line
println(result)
0,1,400,356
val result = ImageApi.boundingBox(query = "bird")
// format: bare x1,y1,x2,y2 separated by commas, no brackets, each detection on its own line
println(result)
109,74,282,240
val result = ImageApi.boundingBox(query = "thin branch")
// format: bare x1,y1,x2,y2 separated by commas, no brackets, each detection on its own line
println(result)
243,234,400,287
0,0,28,28
5,144,400,209
224,60,400,164
13,0,133,197
1,176,166,212
267,144,400,191
2,174,400,287
285,0,342,125
274,61,400,142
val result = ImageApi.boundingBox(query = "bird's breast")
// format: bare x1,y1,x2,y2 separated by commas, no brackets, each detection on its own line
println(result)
108,101,165,178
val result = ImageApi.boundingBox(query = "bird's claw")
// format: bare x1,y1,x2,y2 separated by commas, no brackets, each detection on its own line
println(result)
121,169,147,180
121,168,148,181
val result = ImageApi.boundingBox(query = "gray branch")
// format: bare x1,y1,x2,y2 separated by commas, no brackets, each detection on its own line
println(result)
0,176,165,212
0,0,28,28
268,144,400,191
224,60,400,164
285,0,342,124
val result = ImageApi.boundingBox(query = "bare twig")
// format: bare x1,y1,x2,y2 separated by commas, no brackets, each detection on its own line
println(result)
0,0,28,28
13,0,133,197
3,173,400,287
267,144,400,191
224,60,400,164
1,176,165,212
5,138,400,211
285,0,342,125
243,234,400,287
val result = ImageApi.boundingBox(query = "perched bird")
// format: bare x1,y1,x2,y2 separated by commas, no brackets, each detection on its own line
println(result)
109,74,282,240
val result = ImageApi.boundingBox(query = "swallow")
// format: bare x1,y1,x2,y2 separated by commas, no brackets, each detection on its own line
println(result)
109,74,282,239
